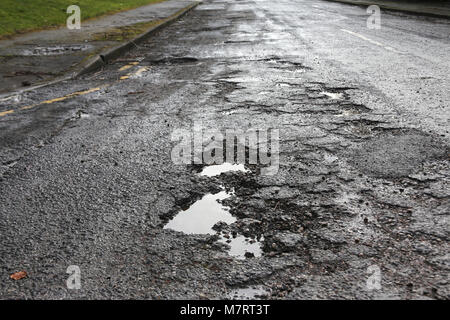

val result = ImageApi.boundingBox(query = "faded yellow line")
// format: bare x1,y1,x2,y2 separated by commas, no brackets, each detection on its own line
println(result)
1,63,150,118
42,96,68,104
118,66,149,81
20,105,35,111
119,62,139,72
42,87,103,105
0,110,14,117
72,87,103,96
133,67,149,77
1,86,105,117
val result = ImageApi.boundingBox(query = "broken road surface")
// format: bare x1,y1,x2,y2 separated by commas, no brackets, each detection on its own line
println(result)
0,0,449,299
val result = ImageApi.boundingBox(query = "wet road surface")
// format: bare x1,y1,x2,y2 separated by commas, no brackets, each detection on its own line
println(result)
0,0,449,299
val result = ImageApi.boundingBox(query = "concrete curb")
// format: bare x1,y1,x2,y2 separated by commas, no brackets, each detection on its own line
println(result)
324,0,450,19
76,1,200,77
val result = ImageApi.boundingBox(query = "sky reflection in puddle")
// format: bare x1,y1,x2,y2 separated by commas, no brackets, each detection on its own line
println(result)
200,163,249,177
218,235,263,260
165,163,262,259
164,190,235,235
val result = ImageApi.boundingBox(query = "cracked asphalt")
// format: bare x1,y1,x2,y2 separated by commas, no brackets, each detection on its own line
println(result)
0,0,449,299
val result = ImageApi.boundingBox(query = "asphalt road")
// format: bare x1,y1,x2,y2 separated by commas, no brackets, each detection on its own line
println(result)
0,0,449,299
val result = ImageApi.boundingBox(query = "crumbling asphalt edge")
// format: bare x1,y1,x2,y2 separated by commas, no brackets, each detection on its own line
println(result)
76,1,201,76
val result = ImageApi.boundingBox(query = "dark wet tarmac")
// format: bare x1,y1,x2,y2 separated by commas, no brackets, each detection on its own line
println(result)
0,0,448,299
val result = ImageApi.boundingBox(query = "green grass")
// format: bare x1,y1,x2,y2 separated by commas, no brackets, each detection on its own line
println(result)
0,0,163,38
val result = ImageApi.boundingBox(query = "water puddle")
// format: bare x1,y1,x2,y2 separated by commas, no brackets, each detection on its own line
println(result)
148,57,198,65
218,235,263,260
321,91,344,100
21,45,92,56
222,109,238,115
164,190,236,235
200,163,249,177
76,110,90,119
229,286,269,300
165,163,262,259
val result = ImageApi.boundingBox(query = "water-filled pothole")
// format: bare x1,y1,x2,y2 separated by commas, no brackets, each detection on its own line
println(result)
218,235,263,260
164,190,235,235
200,163,249,177
229,286,269,299
321,91,344,100
165,164,262,259
21,45,92,56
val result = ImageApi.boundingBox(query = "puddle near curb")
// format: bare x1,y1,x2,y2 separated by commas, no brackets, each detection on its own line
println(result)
321,91,344,100
219,235,263,260
200,163,249,177
21,45,92,56
229,286,268,300
164,190,236,235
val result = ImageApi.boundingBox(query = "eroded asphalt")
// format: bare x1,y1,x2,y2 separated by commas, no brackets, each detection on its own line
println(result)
0,0,449,299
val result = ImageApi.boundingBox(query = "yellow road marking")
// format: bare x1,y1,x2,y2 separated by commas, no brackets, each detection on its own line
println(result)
0,63,150,118
0,110,14,117
43,96,68,104
1,87,104,117
20,105,35,110
119,66,149,81
73,87,103,96
42,87,103,105
133,67,149,77
119,62,139,72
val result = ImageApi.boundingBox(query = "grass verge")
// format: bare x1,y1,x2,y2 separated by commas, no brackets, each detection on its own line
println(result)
0,0,163,38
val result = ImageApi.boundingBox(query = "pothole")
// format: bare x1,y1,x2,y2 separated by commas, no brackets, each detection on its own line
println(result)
321,91,344,100
165,163,262,259
147,56,199,65
21,45,92,56
266,59,311,71
164,189,235,235
229,286,269,299
200,163,249,177
218,235,263,259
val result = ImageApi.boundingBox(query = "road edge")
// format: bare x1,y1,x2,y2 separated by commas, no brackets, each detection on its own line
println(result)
323,0,450,19
76,1,200,76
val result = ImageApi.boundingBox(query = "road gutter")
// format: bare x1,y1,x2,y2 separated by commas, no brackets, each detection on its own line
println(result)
77,1,201,76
